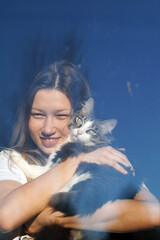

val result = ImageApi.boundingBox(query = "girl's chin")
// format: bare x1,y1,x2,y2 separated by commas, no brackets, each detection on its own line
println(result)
39,146,57,155
44,149,56,155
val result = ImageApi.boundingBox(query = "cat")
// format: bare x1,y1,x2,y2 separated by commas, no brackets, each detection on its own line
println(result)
11,98,141,240
10,98,117,180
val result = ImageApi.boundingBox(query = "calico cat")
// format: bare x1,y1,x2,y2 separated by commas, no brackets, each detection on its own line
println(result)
11,98,141,240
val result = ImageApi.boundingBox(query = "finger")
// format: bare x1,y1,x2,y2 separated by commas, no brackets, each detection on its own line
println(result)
107,158,135,176
99,148,134,174
103,160,128,175
102,147,129,167
59,215,94,230
54,215,79,228
106,146,129,163
105,146,134,171
112,152,135,175
53,211,65,217
49,211,65,225
116,148,132,167
118,148,126,152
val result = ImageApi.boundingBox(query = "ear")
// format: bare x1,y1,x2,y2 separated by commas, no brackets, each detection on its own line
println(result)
100,119,117,134
82,98,94,115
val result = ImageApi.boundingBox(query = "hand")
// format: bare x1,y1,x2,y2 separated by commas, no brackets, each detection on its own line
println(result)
24,207,65,235
25,200,160,235
24,202,120,234
79,146,134,175
54,199,160,233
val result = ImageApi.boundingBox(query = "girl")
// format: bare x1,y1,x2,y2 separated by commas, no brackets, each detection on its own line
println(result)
0,61,159,239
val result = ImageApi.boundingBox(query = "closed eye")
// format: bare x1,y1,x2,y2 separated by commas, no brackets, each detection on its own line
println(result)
56,114,70,120
31,113,45,119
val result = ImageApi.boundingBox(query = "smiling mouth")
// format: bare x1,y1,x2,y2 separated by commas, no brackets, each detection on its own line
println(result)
41,137,60,147
43,139,56,142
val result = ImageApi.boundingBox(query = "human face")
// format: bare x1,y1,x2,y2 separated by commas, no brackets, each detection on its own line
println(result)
28,89,72,155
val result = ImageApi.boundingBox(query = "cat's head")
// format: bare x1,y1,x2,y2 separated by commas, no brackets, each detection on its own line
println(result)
69,98,117,146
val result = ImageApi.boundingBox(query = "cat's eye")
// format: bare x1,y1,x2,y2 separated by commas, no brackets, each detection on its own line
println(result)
86,129,97,136
75,116,83,127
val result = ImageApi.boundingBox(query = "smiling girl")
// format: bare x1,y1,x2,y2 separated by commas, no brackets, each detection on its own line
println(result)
0,61,159,239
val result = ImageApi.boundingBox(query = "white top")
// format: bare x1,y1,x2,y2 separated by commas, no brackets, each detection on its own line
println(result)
0,150,149,240
0,150,27,184
0,150,28,239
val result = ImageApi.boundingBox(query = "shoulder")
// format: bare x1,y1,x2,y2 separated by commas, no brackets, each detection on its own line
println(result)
0,149,27,184
0,149,12,164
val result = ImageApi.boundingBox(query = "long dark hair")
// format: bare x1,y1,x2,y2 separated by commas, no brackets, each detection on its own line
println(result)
10,60,91,163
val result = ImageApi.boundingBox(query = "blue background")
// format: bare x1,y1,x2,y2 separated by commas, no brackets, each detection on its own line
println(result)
0,0,159,198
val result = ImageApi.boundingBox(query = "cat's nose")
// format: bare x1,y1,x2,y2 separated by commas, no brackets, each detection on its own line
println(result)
77,129,83,135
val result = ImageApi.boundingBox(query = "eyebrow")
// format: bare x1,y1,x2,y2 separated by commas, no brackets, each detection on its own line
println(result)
31,108,73,114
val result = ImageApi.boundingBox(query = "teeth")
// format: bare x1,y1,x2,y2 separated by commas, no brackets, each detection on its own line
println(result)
45,139,54,142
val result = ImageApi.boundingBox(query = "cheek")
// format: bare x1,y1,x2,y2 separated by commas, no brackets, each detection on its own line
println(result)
28,118,42,138
57,119,70,136
61,124,70,136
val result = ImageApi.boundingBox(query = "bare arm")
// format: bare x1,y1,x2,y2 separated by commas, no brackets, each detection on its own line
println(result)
24,151,160,235
0,146,134,233
73,187,160,232
61,199,160,232
0,157,79,232
25,192,160,235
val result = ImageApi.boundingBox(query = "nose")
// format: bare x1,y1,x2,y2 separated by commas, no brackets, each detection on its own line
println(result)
77,129,83,135
42,117,56,136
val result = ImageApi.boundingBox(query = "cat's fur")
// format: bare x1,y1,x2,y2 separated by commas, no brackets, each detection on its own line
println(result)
11,98,141,240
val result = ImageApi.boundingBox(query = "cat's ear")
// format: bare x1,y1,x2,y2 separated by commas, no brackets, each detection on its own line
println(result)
82,98,94,115
100,119,117,134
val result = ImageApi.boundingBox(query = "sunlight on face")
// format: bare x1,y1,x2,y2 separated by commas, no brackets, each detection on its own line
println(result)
28,89,72,155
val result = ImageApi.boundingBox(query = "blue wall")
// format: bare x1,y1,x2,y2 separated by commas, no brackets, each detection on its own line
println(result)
0,0,160,197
